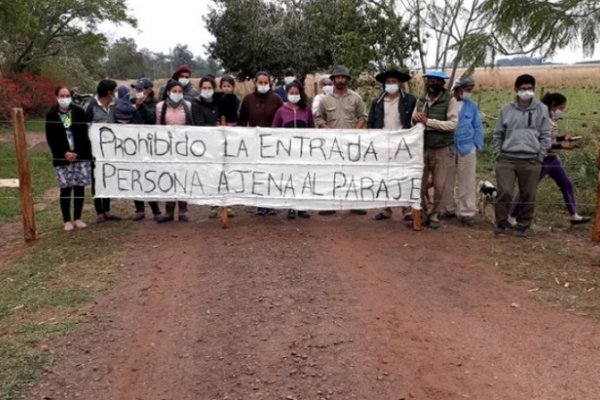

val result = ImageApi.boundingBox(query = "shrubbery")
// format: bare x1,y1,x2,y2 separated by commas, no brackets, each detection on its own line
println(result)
0,73,58,122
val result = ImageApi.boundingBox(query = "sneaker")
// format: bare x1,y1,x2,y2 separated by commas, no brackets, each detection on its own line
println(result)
256,207,266,216
494,224,506,236
132,212,145,221
439,212,457,219
318,210,336,216
461,217,474,226
350,209,367,215
297,211,310,219
570,214,592,225
105,213,122,221
153,213,162,222
507,216,517,227
427,219,440,229
516,229,527,238
73,220,87,229
64,221,74,231
96,214,106,223
287,209,297,219
266,208,277,215
404,214,413,222
179,214,189,222
227,207,236,218
156,214,174,223
209,207,218,218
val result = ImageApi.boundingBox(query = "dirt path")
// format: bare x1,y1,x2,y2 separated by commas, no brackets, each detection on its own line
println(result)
24,209,600,399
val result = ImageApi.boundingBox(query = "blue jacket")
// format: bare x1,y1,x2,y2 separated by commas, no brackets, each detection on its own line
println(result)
455,98,484,156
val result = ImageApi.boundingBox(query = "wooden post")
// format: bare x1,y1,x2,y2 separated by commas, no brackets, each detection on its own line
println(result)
12,108,36,241
221,207,228,229
412,208,422,231
593,149,600,242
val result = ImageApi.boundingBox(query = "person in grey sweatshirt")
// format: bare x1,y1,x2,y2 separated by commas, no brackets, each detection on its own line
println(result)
492,74,551,237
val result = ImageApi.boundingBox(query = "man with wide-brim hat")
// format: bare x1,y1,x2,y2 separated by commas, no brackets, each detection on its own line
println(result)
412,70,458,229
314,65,368,215
368,68,417,221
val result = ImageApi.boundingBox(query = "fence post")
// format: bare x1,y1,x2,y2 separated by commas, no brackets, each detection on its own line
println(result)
12,108,36,242
593,148,600,242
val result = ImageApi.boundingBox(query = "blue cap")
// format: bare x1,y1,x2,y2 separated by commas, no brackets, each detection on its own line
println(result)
422,70,449,80
134,77,153,90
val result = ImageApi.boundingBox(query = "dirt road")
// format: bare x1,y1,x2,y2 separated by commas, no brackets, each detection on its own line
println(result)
26,208,600,400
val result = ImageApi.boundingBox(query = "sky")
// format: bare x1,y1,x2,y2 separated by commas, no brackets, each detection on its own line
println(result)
99,0,598,65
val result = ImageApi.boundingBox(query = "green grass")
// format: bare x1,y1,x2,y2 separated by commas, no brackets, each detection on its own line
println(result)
0,142,56,224
0,120,45,134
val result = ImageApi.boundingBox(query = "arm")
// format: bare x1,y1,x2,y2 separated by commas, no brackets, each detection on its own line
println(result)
367,100,376,129
491,109,505,159
271,108,283,128
314,98,328,128
84,102,94,123
538,111,552,159
307,108,315,128
425,97,458,132
355,96,367,129
472,103,484,151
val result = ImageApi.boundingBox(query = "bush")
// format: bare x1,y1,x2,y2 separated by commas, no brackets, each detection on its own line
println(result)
0,73,58,122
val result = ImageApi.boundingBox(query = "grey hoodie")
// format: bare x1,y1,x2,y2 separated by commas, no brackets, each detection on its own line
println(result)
492,98,551,162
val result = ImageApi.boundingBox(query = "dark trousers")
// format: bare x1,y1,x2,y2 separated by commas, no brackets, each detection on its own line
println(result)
165,201,188,216
60,186,85,223
134,201,161,215
495,158,542,229
91,162,111,215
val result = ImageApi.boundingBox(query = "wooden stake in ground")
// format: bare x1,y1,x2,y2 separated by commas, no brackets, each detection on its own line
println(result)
221,206,228,229
593,148,600,242
412,208,422,231
12,108,36,242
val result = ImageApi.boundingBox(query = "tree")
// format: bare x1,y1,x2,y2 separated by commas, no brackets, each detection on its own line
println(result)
0,0,135,72
204,0,417,79
104,38,145,79
171,44,195,69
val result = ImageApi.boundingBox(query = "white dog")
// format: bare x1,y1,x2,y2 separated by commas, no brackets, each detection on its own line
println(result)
478,180,497,224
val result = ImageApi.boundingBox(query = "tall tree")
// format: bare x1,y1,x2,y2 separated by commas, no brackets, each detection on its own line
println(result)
0,0,136,72
104,37,145,79
171,44,195,69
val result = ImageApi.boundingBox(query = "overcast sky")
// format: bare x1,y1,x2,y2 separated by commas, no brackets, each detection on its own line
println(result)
99,0,597,65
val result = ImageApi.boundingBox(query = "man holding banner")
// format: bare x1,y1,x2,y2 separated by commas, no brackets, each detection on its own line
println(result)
314,65,369,216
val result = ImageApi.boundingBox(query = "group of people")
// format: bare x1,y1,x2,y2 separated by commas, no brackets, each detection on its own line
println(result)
45,64,591,236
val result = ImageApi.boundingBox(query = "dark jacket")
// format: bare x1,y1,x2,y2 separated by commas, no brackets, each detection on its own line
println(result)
367,91,416,129
45,104,93,167
191,98,220,126
219,93,239,124
133,92,158,125
238,91,283,127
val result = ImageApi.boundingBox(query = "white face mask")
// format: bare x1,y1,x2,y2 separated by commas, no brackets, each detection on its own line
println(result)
169,92,183,103
288,94,301,104
385,84,399,94
179,78,190,87
200,89,214,100
284,76,295,85
58,97,72,108
462,92,472,100
552,109,564,119
323,85,334,95
517,90,534,101
257,84,270,94
135,92,145,99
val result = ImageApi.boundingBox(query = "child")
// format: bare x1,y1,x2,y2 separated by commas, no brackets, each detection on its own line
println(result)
218,75,239,126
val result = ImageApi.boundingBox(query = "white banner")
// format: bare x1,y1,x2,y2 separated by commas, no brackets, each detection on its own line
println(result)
90,124,424,210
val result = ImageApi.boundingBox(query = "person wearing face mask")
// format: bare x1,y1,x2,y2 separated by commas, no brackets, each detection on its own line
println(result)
155,80,194,223
46,86,93,231
411,70,458,229
492,74,551,238
85,79,123,223
272,80,315,220
368,69,417,221
314,65,368,216
159,65,199,102
191,76,235,219
438,77,484,226
508,92,591,227
311,75,333,117
239,71,283,215
274,67,298,102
